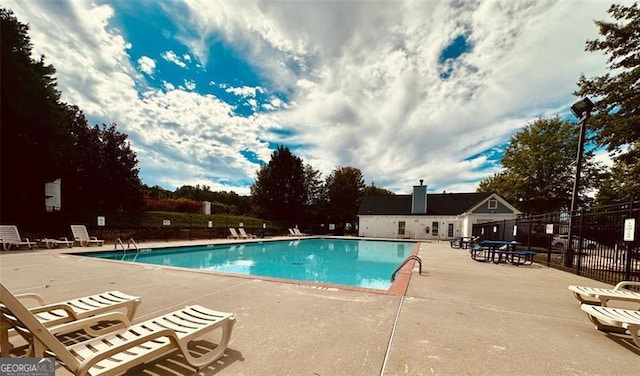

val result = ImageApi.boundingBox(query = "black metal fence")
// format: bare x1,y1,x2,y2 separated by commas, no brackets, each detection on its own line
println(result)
21,222,351,247
24,226,284,245
472,200,640,285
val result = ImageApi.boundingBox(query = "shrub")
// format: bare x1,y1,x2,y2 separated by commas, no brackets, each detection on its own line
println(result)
145,198,201,213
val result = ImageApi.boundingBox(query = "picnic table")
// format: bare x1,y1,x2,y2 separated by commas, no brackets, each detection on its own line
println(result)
473,240,536,266
449,236,477,249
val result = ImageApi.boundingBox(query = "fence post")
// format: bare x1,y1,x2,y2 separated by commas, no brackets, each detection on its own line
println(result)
575,209,585,276
624,200,635,281
565,209,575,268
527,217,532,248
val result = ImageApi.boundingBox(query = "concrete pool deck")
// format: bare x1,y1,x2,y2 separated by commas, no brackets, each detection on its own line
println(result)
1,238,638,375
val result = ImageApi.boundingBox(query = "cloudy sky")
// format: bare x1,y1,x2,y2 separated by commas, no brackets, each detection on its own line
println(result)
3,0,627,195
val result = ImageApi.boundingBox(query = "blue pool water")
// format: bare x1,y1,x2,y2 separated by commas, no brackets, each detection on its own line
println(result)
77,238,417,290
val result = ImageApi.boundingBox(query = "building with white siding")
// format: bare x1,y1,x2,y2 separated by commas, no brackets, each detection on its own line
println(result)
357,181,520,240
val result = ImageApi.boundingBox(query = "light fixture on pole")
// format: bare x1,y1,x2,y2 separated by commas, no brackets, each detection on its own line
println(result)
570,97,595,120
565,97,594,268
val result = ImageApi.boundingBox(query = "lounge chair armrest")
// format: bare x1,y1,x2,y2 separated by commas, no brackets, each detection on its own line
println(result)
29,303,80,319
614,281,640,290
47,311,131,336
14,293,47,307
90,236,98,241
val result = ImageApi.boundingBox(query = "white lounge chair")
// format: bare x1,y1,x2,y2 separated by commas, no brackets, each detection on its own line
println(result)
288,228,298,237
238,228,256,239
0,282,236,375
70,225,104,246
38,237,74,249
0,282,141,357
580,304,640,348
568,281,640,307
0,225,36,251
293,228,308,236
228,228,241,239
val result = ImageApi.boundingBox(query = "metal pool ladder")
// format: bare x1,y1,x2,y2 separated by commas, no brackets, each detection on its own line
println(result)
115,238,139,252
116,238,139,261
391,255,422,282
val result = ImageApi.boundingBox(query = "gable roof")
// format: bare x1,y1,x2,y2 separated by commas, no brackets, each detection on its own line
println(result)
357,192,494,216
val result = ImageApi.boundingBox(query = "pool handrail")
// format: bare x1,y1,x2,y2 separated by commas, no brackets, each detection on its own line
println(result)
391,255,422,282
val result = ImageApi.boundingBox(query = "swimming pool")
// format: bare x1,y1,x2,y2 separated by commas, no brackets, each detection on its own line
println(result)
76,238,417,291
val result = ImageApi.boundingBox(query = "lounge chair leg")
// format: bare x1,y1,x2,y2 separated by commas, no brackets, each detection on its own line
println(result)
585,313,628,334
572,292,589,304
629,324,640,348
0,316,14,357
184,317,236,369
31,337,46,357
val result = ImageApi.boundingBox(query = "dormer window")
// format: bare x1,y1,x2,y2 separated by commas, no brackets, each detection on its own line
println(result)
488,199,498,209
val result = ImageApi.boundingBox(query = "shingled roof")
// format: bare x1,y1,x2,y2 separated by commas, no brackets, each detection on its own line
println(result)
357,192,494,216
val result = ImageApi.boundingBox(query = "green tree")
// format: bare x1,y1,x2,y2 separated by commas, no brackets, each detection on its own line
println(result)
595,142,640,204
303,163,327,221
174,185,213,202
1,8,71,224
99,123,144,212
62,111,144,213
209,190,252,215
574,3,640,203
477,172,522,206
363,181,395,196
575,3,640,156
2,8,145,223
143,184,174,200
250,146,306,221
477,117,602,214
325,166,365,223
170,186,253,215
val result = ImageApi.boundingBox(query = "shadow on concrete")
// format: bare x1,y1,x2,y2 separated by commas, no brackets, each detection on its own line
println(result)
124,342,244,376
603,332,640,355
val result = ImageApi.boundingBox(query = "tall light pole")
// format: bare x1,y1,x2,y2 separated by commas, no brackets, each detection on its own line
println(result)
565,97,594,268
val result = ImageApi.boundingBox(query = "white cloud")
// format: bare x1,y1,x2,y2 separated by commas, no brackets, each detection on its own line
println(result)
183,80,196,91
137,56,156,75
4,0,632,195
174,0,619,193
262,96,285,111
162,81,175,91
225,85,261,98
161,50,187,68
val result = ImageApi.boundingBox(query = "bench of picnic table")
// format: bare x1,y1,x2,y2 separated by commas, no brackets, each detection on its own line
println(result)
469,246,491,262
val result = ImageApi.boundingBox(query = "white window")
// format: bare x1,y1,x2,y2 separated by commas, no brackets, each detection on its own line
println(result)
488,199,498,209
431,221,439,236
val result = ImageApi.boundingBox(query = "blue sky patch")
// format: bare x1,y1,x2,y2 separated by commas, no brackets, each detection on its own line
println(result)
439,34,472,79
465,144,506,170
105,0,286,118
240,149,262,164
